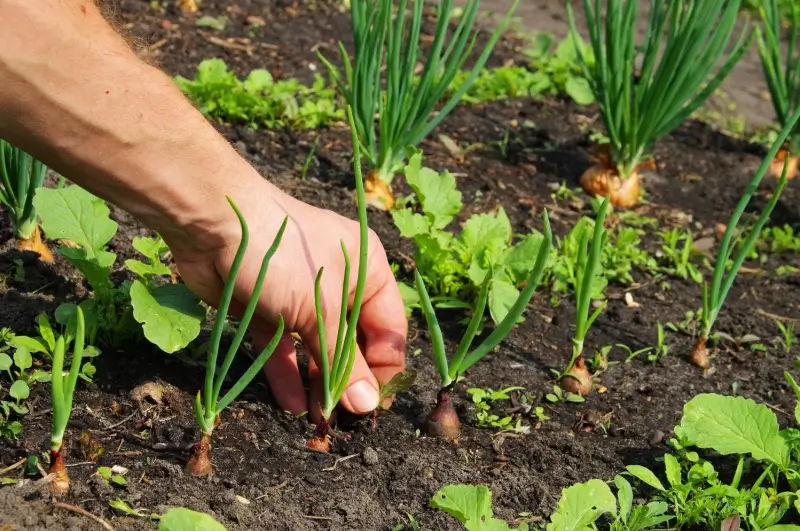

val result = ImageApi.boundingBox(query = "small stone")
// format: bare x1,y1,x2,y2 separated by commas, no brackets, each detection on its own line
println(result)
362,447,379,466
649,430,665,446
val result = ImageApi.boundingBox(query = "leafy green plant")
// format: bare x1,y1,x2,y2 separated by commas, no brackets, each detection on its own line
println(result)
320,0,517,209
544,384,585,404
451,65,548,104
431,484,528,530
35,186,205,353
761,224,800,253
657,229,703,283
175,59,343,130
467,386,526,432
0,139,52,261
186,200,287,476
646,322,670,362
775,319,797,353
48,306,87,495
757,0,800,175
393,152,553,324
560,199,609,397
158,507,227,531
692,108,800,368
96,466,127,487
416,210,552,439
306,108,369,452
567,0,751,207
524,31,595,105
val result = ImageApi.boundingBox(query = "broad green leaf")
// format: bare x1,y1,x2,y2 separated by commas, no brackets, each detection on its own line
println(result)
405,153,462,230
243,69,274,92
9,380,29,401
379,370,417,402
546,479,616,531
0,353,11,371
679,394,789,468
195,58,230,84
125,236,171,279
663,454,681,487
35,186,117,263
129,281,204,354
13,348,32,371
504,233,545,285
431,484,494,526
614,476,632,523
460,209,512,254
9,336,48,355
36,313,55,352
392,210,430,238
488,278,520,325
565,77,594,105
60,246,115,294
626,465,665,491
158,507,227,531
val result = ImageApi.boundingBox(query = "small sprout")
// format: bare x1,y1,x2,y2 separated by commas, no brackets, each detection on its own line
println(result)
187,200,288,476
775,319,797,353
415,212,553,439
78,431,104,462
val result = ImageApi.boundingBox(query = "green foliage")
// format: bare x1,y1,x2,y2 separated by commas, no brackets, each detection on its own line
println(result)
50,306,86,450
158,507,227,531
321,0,517,186
0,139,47,240
393,153,553,323
96,466,127,487
546,479,617,531
568,0,751,179
431,484,526,531
524,32,595,105
35,186,204,353
545,385,585,404
467,386,526,432
175,59,343,130
657,229,703,283
760,225,800,254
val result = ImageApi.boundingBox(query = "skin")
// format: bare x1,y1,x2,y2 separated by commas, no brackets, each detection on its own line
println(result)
0,0,407,420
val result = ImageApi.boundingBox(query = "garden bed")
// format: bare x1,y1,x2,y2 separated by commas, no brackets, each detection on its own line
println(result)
0,1,799,529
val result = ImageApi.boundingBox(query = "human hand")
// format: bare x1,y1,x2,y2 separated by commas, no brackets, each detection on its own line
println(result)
168,176,407,421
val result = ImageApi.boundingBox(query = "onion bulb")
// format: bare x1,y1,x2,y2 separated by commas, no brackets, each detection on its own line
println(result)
768,149,798,180
185,433,213,476
425,389,460,440
690,337,710,369
363,170,395,210
306,421,331,452
48,446,70,495
580,165,640,208
561,356,592,396
17,226,53,263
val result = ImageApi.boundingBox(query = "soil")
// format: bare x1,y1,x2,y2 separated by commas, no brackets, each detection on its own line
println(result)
1,1,800,530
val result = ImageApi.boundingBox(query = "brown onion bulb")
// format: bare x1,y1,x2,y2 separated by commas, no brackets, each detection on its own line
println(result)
561,356,592,396
425,389,461,440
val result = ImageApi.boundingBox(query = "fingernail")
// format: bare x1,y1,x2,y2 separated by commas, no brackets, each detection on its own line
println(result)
344,380,379,413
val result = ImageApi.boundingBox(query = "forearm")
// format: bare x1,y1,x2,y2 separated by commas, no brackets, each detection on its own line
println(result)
0,0,266,250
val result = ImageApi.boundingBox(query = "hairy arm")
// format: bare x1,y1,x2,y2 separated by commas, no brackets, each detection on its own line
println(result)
0,0,268,252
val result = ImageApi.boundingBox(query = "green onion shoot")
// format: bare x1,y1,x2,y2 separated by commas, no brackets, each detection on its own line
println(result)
414,211,552,439
49,306,87,495
320,0,517,210
757,0,800,179
561,199,609,396
692,106,800,369
567,0,751,207
186,200,288,476
306,106,369,452
0,140,52,261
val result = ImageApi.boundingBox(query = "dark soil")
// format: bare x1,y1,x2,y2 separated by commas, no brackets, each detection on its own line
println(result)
1,1,799,530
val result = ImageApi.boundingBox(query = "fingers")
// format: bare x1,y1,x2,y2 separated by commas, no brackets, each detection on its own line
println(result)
253,324,307,416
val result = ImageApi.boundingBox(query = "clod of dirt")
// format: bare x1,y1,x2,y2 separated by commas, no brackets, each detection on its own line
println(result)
425,389,461,440
690,337,710,369
131,381,166,405
362,447,379,466
561,357,592,396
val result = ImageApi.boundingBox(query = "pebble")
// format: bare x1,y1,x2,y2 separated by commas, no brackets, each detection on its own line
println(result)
649,430,665,446
362,447,379,466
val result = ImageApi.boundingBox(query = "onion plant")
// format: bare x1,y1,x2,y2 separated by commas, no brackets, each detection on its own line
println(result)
186,201,288,476
757,0,800,178
692,106,800,369
0,139,52,261
320,0,517,209
561,199,609,397
306,106,369,452
415,211,552,440
567,0,751,207
49,306,86,495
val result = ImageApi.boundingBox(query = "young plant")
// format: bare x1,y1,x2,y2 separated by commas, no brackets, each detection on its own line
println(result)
567,0,751,207
692,107,800,368
757,0,800,178
415,211,552,440
775,319,797,353
0,140,52,261
321,0,518,209
186,201,288,476
306,107,369,452
562,199,609,396
49,306,87,495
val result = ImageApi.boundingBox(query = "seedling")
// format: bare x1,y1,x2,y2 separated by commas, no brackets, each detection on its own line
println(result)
0,140,52,261
693,107,800,368
303,108,370,452
186,201,288,476
561,198,609,396
320,0,518,209
567,0,751,207
96,466,127,487
647,322,670,362
467,386,526,432
774,320,797,353
49,306,87,495
757,0,800,178
545,385,585,404
415,211,552,439
657,228,703,283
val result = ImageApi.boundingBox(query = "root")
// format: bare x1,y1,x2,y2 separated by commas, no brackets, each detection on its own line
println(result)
561,356,592,396
185,433,213,476
690,337,710,369
768,149,798,180
362,170,395,210
17,226,54,263
48,446,70,496
425,388,461,440
306,421,331,452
